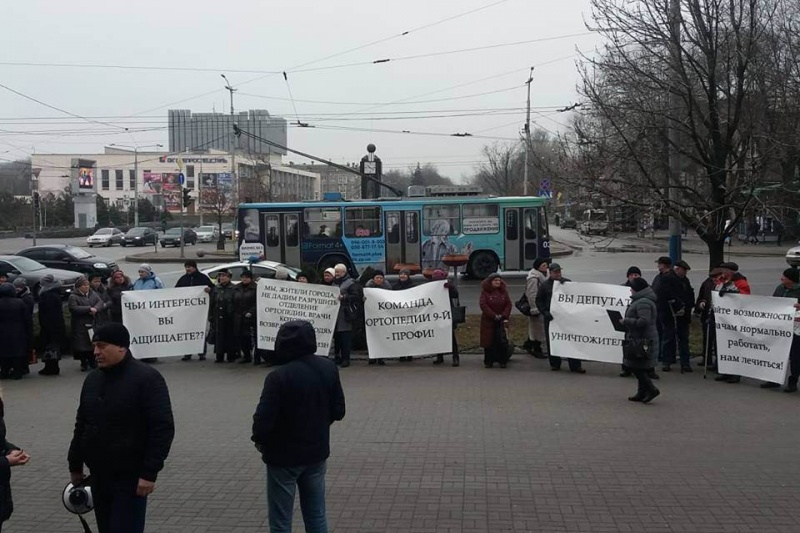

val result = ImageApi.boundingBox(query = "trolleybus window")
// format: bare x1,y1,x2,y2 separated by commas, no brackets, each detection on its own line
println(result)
423,204,459,235
387,212,401,244
304,208,341,238
266,215,280,247
463,204,499,234
405,212,419,243
345,207,382,238
286,214,299,247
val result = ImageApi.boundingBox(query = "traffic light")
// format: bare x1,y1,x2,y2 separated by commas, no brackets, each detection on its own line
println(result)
32,191,40,211
182,188,193,209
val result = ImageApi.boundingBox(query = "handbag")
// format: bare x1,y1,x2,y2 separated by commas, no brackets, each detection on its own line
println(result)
622,338,652,360
451,297,466,324
515,293,532,316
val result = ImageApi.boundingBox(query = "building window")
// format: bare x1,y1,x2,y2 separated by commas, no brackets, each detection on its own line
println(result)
303,208,341,238
116,198,124,209
345,207,381,237
423,204,460,235
115,169,123,190
101,170,110,191
129,169,136,190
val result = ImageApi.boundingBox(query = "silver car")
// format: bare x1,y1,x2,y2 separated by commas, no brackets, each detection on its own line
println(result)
195,225,220,243
201,260,300,284
86,228,124,247
786,242,800,267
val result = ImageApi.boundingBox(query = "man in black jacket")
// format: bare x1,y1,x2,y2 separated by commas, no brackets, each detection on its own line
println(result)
536,263,584,373
651,256,683,371
673,260,696,373
252,320,346,533
68,323,175,533
177,260,214,361
235,270,259,364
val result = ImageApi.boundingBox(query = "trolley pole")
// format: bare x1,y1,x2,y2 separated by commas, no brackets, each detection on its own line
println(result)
523,67,534,196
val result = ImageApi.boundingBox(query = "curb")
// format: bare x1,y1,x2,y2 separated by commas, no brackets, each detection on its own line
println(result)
125,252,236,264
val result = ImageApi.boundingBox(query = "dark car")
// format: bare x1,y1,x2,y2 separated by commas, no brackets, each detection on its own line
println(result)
160,227,197,248
16,244,117,281
221,223,238,240
559,217,577,229
0,255,82,299
122,227,158,247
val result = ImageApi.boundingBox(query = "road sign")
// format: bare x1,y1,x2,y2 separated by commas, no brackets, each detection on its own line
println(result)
540,179,551,190
178,173,185,185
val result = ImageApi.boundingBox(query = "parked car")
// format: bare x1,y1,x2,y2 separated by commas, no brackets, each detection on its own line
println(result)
579,209,610,236
221,223,238,240
201,260,300,284
786,242,800,267
559,217,577,229
195,225,220,243
0,255,81,299
122,227,158,247
15,244,117,281
86,227,125,247
160,228,198,248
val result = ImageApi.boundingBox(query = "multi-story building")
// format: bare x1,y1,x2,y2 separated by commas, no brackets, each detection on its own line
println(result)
168,109,287,156
291,163,362,200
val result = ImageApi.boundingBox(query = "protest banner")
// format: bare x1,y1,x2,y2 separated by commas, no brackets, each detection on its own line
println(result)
712,293,794,382
256,279,339,355
364,280,452,358
549,282,631,364
122,287,209,358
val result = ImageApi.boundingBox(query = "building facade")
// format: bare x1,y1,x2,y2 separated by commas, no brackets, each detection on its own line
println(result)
168,109,288,156
291,163,362,200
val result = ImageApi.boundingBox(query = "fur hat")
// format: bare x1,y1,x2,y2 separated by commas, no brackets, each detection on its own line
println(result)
138,264,153,274
783,268,799,284
630,277,649,292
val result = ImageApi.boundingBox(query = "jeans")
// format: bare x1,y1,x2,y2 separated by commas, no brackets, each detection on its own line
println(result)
267,461,328,533
333,331,351,363
92,476,147,533
657,314,676,364
676,319,691,367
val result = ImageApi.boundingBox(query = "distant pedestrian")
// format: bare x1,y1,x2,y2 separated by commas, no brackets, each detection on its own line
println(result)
209,269,239,363
620,266,642,377
523,258,549,359
132,264,164,291
68,323,175,533
176,261,213,362
235,270,259,365
673,260,695,373
12,278,34,376
68,276,107,372
90,272,112,324
538,263,584,373
479,273,512,369
694,266,719,368
651,256,682,372
252,320,345,533
37,274,65,376
106,270,132,324
622,278,661,403
0,284,32,380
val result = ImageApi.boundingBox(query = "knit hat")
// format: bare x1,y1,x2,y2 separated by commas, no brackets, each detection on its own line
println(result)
372,270,385,278
74,275,88,288
399,268,411,276
486,273,502,281
533,258,549,270
12,277,27,288
549,263,562,272
138,263,153,274
241,269,253,279
275,268,289,281
92,323,131,349
784,268,800,284
431,269,448,281
184,260,198,268
630,277,649,292
324,267,335,277
626,266,642,277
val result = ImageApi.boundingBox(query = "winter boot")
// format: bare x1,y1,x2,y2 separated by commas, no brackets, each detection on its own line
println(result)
433,354,444,365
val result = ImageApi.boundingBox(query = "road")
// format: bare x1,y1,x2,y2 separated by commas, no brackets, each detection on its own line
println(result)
0,234,792,314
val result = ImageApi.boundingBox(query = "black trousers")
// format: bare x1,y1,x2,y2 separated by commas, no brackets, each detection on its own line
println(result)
631,368,656,395
788,336,800,384
483,345,509,366
239,323,255,359
544,321,581,370
92,476,147,533
657,314,677,364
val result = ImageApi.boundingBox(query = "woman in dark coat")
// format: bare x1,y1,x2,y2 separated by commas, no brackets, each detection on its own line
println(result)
11,279,34,376
68,276,106,371
0,284,32,380
479,273,512,368
431,269,460,367
622,278,661,403
37,275,65,376
0,392,31,530
105,270,132,324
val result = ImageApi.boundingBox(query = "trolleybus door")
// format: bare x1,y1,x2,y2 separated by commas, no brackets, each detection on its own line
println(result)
263,212,301,267
384,210,421,272
503,207,540,271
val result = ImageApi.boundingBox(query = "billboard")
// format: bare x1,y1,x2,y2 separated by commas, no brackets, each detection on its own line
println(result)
200,172,234,213
71,159,96,195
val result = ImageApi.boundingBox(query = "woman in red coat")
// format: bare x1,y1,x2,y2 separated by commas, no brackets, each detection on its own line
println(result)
480,273,512,368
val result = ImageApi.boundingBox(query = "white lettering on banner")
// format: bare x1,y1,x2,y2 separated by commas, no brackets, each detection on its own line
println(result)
462,217,500,234
256,279,339,355
364,281,452,358
122,287,209,358
239,242,264,261
712,293,794,383
549,282,632,364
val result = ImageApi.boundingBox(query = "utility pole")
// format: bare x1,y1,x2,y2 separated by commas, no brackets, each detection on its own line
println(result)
222,74,238,215
110,142,161,227
667,0,682,262
523,67,534,196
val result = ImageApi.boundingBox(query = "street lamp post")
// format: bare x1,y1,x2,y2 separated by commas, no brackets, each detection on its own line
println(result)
109,142,163,227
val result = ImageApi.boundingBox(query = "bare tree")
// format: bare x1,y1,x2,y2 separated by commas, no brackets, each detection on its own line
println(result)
471,142,523,196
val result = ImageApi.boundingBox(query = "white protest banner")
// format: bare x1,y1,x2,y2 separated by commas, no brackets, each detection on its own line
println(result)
256,279,339,356
122,287,209,358
364,280,452,358
549,282,631,364
712,293,794,382
239,242,264,261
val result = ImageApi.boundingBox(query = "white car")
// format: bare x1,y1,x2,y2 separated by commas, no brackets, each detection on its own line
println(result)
786,242,800,267
195,225,220,243
86,228,124,247
201,260,301,284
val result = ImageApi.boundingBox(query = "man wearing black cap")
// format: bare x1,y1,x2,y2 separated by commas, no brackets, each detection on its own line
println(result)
761,269,800,392
651,256,683,371
235,270,259,364
68,323,175,533
209,268,240,363
252,320,346,533
177,260,214,361
673,260,695,373
537,263,585,373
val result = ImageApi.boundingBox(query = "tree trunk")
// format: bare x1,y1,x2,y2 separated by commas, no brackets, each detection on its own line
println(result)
704,237,726,272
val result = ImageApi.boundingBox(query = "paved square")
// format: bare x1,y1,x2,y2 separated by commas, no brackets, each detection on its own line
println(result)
2,353,799,532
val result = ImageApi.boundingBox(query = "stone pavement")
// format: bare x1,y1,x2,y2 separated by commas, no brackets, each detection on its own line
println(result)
3,353,800,533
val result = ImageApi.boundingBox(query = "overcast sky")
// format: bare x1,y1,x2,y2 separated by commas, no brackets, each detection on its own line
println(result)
0,0,599,181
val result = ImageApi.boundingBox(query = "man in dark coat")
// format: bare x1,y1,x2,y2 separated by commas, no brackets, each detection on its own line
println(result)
177,261,213,362
760,268,800,391
332,264,362,368
694,266,720,368
12,278,34,376
235,270,259,364
0,284,32,380
651,256,683,371
252,320,345,533
673,260,695,373
68,323,174,533
209,269,239,363
37,274,66,376
537,264,584,373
